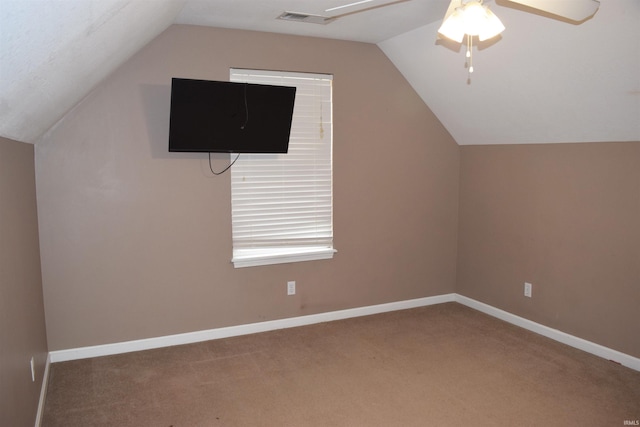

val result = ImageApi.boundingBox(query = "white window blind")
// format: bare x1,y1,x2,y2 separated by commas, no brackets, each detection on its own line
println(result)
230,69,335,268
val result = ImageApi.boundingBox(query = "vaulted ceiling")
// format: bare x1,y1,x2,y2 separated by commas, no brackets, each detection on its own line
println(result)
1,0,638,145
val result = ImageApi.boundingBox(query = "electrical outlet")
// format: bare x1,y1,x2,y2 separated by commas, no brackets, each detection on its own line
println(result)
30,357,35,382
287,281,296,295
524,282,532,298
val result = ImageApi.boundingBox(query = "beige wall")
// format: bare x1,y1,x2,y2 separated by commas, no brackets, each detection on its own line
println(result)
0,137,48,426
457,142,640,357
36,25,460,351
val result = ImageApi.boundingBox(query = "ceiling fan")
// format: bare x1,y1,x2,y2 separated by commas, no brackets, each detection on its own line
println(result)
276,0,599,76
436,0,599,74
438,0,600,42
277,0,600,26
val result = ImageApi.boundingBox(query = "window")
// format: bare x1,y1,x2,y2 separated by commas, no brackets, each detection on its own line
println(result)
230,69,335,268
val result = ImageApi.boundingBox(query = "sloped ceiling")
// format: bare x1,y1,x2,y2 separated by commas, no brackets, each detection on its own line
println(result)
1,0,638,145
0,0,186,144
380,0,640,145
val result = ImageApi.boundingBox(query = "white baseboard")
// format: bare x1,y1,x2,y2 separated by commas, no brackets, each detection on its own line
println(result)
49,293,456,363
454,295,640,372
48,293,639,372
34,353,51,427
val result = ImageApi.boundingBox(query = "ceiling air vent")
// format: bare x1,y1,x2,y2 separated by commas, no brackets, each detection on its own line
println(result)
277,11,335,25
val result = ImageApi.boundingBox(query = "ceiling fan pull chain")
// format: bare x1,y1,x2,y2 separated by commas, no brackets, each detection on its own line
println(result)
467,35,474,73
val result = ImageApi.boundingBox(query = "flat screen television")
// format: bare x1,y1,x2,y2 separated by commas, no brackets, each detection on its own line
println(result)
168,78,296,153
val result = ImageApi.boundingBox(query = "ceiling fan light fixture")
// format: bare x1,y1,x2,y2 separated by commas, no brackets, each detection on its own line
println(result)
437,0,505,77
437,10,465,43
437,0,504,42
477,8,505,41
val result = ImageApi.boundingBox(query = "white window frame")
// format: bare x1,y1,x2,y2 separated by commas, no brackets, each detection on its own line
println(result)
230,69,335,268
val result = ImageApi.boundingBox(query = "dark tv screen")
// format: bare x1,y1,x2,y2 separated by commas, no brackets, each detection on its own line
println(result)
168,78,296,153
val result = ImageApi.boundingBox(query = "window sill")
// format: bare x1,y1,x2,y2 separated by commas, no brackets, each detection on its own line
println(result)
232,247,336,268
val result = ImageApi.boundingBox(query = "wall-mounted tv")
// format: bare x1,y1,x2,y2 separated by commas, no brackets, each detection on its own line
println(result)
168,78,296,153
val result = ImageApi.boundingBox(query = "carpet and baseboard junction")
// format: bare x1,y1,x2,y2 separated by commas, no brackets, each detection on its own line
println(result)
39,294,640,426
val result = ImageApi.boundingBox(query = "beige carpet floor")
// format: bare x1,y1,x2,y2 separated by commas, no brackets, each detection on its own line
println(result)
42,302,640,426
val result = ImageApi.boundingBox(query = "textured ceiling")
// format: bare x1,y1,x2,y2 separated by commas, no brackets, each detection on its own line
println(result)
1,0,638,145
0,0,186,144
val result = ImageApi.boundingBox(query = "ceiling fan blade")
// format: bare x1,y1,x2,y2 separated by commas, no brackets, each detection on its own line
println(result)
437,0,464,42
505,0,599,22
328,0,411,19
325,0,375,13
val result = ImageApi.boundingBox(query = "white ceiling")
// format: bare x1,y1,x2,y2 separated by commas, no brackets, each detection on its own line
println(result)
1,0,639,145
175,0,449,43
